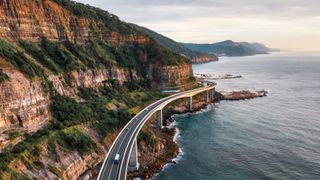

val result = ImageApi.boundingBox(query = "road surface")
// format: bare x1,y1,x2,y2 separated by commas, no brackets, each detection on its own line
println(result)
98,85,214,180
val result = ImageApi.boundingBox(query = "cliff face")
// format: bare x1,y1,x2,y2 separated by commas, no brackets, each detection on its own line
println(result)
0,62,192,149
191,55,218,64
0,0,196,179
0,0,194,138
0,59,50,134
0,0,149,45
49,68,140,97
149,64,193,89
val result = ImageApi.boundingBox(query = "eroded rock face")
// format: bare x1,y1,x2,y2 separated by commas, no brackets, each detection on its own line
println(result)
191,55,218,64
0,0,195,178
0,0,149,44
7,126,108,180
0,64,50,133
221,90,268,101
149,64,193,89
0,66,140,148
49,68,140,97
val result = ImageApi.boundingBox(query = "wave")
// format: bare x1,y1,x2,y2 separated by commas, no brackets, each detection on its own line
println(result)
158,104,217,172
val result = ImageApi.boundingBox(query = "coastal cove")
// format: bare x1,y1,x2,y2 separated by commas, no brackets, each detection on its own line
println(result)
156,52,320,179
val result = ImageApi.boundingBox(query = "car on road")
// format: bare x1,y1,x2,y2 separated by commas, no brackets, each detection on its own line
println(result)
114,154,120,164
125,127,129,131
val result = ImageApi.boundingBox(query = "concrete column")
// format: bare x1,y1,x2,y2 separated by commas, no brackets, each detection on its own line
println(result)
156,109,163,129
211,88,215,101
128,139,139,171
206,91,210,103
187,96,192,112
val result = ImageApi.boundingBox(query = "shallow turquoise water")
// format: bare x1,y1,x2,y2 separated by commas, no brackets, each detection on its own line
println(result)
156,52,320,179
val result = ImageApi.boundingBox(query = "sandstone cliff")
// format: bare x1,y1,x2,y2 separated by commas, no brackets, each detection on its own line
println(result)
0,0,149,44
191,54,218,64
0,0,196,179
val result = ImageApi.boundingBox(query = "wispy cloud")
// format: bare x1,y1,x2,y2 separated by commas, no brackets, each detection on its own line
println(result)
74,0,320,51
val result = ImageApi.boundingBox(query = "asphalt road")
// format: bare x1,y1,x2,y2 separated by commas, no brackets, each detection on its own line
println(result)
98,86,214,180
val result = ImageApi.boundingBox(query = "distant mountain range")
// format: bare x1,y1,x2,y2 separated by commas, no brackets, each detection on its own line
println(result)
135,26,218,63
182,40,276,57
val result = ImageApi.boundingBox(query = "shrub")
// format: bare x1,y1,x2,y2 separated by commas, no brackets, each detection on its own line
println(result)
0,39,46,78
0,69,9,84
57,127,97,155
19,40,61,74
138,129,157,149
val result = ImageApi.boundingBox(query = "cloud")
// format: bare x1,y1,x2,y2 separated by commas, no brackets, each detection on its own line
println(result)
73,0,320,50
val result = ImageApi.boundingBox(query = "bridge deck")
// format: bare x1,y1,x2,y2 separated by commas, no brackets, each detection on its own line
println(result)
98,85,215,180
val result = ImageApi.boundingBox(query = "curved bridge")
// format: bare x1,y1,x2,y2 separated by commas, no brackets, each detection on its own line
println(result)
98,85,215,180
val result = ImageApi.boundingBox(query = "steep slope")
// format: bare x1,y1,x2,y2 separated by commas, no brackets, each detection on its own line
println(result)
183,40,273,56
0,0,197,179
136,26,218,63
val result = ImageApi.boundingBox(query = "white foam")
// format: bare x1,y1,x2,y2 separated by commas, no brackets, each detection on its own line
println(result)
156,104,216,175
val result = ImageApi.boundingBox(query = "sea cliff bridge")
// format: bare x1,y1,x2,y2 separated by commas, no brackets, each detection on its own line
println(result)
98,84,215,180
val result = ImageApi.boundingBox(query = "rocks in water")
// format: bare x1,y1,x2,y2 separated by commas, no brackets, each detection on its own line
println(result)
194,73,242,80
221,90,268,101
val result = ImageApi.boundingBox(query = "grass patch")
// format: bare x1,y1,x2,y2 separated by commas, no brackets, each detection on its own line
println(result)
0,39,46,79
0,69,9,84
8,131,21,140
138,128,157,149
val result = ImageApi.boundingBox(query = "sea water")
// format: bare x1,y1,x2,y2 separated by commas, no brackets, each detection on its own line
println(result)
156,52,320,179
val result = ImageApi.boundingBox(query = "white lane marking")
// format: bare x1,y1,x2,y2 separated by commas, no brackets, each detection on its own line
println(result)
99,86,214,180
120,87,214,179
107,121,137,180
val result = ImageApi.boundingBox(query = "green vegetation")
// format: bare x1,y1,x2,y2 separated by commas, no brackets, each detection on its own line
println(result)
19,40,62,74
136,25,208,60
52,0,134,34
54,126,97,155
0,0,193,178
0,69,9,84
138,128,157,149
0,122,96,177
0,85,165,178
0,39,46,78
8,131,21,140
183,40,271,56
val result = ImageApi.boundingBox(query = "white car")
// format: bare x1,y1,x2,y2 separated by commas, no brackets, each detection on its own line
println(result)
114,154,120,164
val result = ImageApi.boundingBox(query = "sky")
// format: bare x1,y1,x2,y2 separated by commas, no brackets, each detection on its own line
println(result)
74,0,320,51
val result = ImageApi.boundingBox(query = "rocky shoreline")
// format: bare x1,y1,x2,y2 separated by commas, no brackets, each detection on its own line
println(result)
221,90,268,101
128,89,268,179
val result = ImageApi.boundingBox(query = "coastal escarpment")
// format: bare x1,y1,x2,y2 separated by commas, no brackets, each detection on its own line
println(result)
0,0,195,179
0,60,50,150
149,64,194,89
0,0,149,45
191,54,218,64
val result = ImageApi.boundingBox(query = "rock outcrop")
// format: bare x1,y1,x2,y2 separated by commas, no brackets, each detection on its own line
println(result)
49,68,140,97
0,59,50,134
149,64,193,89
0,0,196,179
191,55,218,64
0,0,149,45
221,90,268,101
0,0,194,149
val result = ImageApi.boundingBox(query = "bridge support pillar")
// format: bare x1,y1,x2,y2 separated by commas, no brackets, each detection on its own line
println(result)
210,88,215,101
206,91,210,103
128,139,139,172
156,109,163,129
187,96,192,112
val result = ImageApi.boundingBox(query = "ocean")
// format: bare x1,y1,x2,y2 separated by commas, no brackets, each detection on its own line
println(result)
156,52,320,179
